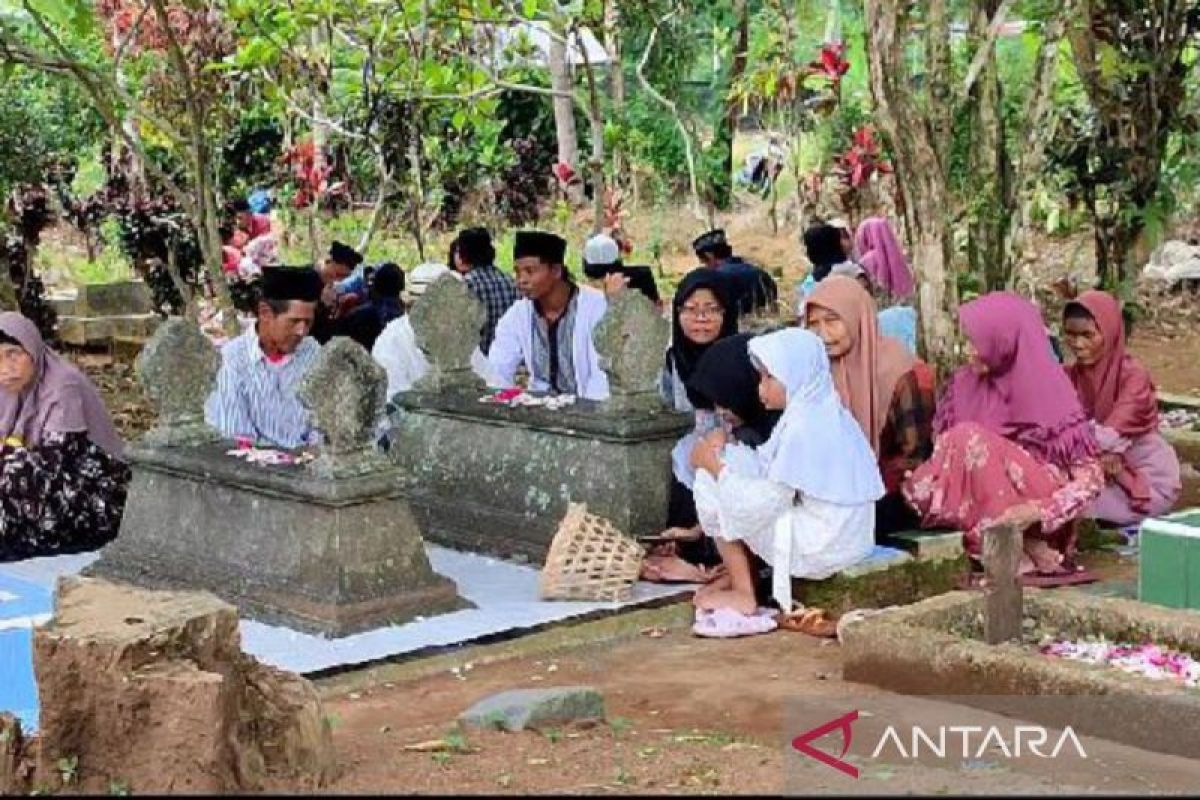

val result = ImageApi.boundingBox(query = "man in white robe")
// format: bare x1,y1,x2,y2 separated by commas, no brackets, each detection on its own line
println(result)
488,231,610,401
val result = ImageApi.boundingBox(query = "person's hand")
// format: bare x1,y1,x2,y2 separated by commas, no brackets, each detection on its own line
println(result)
702,428,728,453
320,284,338,309
603,272,630,298
1101,453,1124,479
689,437,723,476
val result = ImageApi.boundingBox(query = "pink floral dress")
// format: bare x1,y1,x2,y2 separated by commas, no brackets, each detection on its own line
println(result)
903,422,1104,573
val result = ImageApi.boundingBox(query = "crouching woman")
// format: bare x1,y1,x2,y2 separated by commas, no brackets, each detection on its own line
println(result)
0,313,129,561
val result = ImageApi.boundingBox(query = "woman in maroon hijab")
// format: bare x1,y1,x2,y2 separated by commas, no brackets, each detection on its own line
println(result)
1063,291,1180,526
0,312,129,561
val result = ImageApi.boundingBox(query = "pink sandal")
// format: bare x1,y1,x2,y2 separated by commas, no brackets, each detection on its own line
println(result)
692,607,778,638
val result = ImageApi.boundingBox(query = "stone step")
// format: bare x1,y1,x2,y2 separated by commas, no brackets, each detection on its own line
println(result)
47,291,78,317
879,529,963,561
58,314,162,347
76,280,154,316
791,544,966,616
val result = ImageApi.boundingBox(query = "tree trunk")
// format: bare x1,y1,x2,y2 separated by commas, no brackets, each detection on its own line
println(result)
863,0,958,374
1003,6,1070,287
968,0,1010,291
712,0,749,212
603,0,625,182
548,31,583,205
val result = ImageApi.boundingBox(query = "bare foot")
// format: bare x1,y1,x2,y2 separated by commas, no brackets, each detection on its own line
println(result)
693,573,732,604
695,588,757,615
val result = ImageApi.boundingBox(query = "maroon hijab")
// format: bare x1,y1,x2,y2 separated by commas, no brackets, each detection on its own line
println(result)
0,312,125,458
934,292,1095,469
1064,290,1159,437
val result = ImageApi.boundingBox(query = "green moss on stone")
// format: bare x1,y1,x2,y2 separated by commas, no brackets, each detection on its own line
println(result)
792,554,967,615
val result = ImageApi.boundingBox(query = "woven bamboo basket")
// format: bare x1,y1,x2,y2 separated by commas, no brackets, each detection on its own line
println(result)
539,503,645,602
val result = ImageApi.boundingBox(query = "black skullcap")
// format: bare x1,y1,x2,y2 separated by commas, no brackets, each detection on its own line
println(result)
513,230,567,264
260,266,323,303
328,240,364,268
371,263,404,297
692,228,728,255
230,198,251,213
456,227,495,267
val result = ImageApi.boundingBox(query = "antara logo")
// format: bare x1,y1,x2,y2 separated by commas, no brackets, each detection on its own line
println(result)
792,711,1089,777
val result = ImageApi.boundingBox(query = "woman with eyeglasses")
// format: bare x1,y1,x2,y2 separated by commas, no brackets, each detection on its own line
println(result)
0,313,130,561
641,270,740,583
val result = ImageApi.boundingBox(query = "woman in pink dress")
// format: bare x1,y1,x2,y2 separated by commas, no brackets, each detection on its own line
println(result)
1063,290,1180,526
903,292,1104,585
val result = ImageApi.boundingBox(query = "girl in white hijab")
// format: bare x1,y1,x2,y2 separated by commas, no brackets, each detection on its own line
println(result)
689,328,883,624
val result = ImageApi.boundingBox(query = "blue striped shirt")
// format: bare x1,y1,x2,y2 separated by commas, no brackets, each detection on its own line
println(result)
203,328,321,449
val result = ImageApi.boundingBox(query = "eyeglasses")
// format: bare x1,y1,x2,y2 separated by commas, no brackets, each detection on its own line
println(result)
680,305,725,320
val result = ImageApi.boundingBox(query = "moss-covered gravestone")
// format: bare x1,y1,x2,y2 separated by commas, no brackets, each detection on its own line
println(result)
389,284,692,562
90,323,467,635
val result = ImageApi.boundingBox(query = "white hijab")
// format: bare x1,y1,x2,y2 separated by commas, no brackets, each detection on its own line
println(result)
748,328,884,505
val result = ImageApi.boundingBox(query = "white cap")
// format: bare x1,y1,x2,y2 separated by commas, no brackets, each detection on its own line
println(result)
583,234,620,266
408,263,455,298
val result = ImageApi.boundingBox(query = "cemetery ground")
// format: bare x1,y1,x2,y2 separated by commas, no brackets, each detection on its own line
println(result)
31,216,1200,795
313,561,1200,796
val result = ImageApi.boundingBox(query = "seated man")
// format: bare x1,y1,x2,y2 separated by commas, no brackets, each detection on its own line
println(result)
692,228,778,316
331,263,405,352
488,231,610,401
312,240,364,344
204,266,323,449
452,227,519,356
232,198,272,243
581,233,661,309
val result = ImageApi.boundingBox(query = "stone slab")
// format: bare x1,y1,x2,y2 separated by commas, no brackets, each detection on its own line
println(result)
840,590,1200,761
388,388,692,562
458,686,605,732
880,529,964,562
88,445,469,636
75,280,154,316
57,313,161,347
792,545,966,615
1164,427,1200,467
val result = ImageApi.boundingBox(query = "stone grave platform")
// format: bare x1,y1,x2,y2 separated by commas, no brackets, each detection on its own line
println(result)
388,387,690,563
794,537,967,615
89,322,467,637
841,588,1200,761
87,442,468,636
389,278,690,563
50,281,161,348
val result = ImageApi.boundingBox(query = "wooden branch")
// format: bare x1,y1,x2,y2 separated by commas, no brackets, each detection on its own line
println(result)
960,0,1015,101
634,8,704,220
112,2,153,69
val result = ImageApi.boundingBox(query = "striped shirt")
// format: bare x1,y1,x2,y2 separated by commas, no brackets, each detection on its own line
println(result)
203,328,321,449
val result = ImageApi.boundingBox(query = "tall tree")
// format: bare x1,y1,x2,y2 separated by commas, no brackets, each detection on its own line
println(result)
863,0,958,371
1066,1,1200,288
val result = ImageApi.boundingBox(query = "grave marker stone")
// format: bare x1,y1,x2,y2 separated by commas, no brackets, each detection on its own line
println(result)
409,274,486,393
593,291,670,413
136,319,221,447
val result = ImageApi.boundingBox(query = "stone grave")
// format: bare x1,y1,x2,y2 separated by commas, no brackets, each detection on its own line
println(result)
387,280,692,562
89,320,467,635
840,519,1200,760
52,280,162,349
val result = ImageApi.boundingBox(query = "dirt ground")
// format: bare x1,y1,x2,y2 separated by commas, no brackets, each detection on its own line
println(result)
317,572,1200,796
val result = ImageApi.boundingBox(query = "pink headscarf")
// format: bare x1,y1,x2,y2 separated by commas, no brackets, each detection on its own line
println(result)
1064,290,1159,436
0,313,125,459
934,293,1095,469
854,217,914,299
